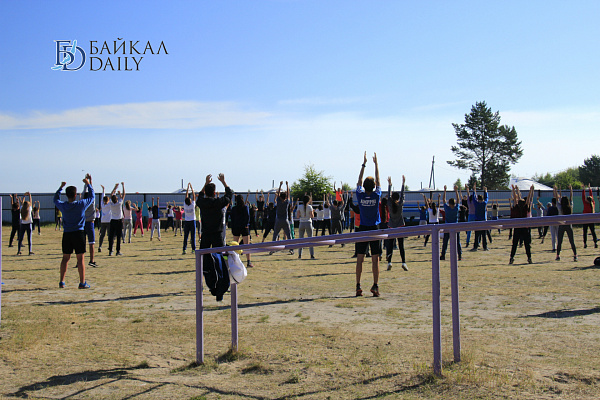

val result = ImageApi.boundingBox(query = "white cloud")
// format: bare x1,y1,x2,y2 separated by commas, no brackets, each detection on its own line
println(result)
0,101,272,130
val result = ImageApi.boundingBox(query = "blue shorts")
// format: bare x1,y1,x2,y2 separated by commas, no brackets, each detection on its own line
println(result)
85,221,95,244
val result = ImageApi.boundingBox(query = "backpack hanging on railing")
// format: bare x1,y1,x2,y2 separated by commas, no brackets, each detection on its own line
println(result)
225,251,247,284
202,253,231,302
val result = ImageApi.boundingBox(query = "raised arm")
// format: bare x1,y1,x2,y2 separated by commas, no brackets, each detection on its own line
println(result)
373,152,380,187
387,176,392,200
357,151,367,187
110,183,119,196
443,185,447,204
286,181,290,200
454,185,460,203
121,182,125,199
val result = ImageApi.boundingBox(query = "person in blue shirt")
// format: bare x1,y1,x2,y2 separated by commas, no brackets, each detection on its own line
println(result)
471,185,489,251
355,152,382,297
53,174,95,289
440,185,462,261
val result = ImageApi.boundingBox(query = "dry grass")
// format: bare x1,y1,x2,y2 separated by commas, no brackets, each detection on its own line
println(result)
1,225,600,399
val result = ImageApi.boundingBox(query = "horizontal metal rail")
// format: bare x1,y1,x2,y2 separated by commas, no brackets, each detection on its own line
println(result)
195,213,600,374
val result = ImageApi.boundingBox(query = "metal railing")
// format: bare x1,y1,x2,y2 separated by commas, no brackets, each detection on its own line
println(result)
194,213,600,376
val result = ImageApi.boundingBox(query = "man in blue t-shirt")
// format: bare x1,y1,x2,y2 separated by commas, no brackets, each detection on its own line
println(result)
53,175,95,289
355,152,382,297
440,185,462,261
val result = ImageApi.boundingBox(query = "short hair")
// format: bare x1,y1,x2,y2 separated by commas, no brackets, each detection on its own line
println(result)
363,176,375,192
449,198,455,206
235,194,244,205
205,183,216,197
279,191,287,200
185,197,192,205
111,194,118,203
66,186,77,199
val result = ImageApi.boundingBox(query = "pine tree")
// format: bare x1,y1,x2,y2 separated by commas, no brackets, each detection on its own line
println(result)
448,101,523,189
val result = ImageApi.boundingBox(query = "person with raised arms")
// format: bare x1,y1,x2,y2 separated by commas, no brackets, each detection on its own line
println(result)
196,173,232,249
355,151,382,297
54,175,95,289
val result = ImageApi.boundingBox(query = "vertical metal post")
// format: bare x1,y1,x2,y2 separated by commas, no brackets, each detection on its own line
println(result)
231,282,238,351
1,197,3,326
449,228,461,363
431,225,442,376
195,251,204,364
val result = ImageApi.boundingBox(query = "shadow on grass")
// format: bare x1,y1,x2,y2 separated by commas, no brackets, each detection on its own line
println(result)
526,307,600,319
8,363,150,399
570,264,600,271
39,292,185,306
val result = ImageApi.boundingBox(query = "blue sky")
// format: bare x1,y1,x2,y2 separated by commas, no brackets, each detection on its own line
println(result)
1,1,599,193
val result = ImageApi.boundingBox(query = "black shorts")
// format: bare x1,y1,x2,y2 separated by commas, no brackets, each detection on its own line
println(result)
232,227,249,237
62,230,86,255
355,225,382,255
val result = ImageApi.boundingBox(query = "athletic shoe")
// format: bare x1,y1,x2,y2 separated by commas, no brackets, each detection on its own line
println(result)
555,256,561,261
509,258,514,265
289,249,294,255
247,261,255,268
108,251,113,256
78,282,90,289
574,255,578,262
528,258,532,264
29,252,35,255
97,247,101,253
182,250,187,255
584,243,587,249
89,261,97,268
439,255,445,260
116,252,123,256
387,262,393,271
402,263,408,271
356,284,363,297
310,256,316,259
458,255,462,261
370,284,380,297
59,281,65,288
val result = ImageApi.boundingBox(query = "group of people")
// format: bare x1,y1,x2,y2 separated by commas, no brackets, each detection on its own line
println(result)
7,168,599,295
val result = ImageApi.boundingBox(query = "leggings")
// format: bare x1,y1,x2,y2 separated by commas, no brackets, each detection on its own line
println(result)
122,219,132,243
298,221,314,257
320,219,331,236
583,223,597,245
134,217,144,235
32,218,41,234
386,237,406,263
510,227,531,259
557,225,577,256
108,219,123,253
18,223,33,254
9,224,19,246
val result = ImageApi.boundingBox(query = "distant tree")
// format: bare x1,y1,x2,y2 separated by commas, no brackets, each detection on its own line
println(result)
533,168,582,189
554,167,582,189
579,155,600,187
532,172,554,187
467,174,479,189
448,101,523,189
290,164,333,201
453,178,463,190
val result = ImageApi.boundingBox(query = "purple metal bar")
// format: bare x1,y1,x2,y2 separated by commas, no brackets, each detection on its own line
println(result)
1,197,3,326
192,213,600,375
195,250,204,364
231,283,238,351
431,225,442,376
449,230,460,363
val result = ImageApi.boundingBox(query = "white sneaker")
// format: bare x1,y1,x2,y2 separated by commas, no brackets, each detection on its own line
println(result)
402,263,408,271
387,262,392,271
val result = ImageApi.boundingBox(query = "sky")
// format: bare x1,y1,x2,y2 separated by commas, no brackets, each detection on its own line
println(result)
1,0,599,194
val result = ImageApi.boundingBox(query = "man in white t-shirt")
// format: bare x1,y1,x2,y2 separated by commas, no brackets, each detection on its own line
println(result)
107,182,125,256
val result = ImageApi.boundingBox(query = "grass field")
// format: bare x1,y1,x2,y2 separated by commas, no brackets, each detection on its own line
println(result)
1,225,600,399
